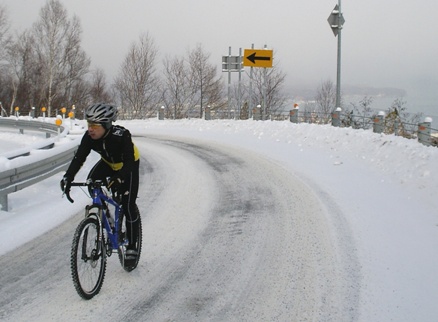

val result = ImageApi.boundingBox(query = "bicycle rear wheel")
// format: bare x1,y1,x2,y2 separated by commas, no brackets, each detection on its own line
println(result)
71,217,106,299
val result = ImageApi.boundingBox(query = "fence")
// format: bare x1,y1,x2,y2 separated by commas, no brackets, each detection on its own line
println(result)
159,106,437,147
287,108,438,147
157,105,437,147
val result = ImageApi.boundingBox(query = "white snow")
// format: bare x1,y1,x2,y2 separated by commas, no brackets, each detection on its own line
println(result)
1,117,437,321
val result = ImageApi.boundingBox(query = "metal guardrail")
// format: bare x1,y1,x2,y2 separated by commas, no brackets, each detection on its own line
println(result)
0,118,68,159
0,147,77,211
0,118,78,211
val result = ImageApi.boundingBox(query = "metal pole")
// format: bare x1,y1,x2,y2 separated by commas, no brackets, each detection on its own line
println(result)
263,44,267,120
238,47,242,120
249,43,254,118
228,46,231,118
336,0,342,108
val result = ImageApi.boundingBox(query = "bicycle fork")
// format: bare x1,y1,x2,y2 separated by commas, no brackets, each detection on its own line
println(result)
83,205,105,262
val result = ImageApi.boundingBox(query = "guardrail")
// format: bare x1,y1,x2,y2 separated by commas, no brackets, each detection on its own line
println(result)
0,118,78,211
0,147,77,211
0,118,68,159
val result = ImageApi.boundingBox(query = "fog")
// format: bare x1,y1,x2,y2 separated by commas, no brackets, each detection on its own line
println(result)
2,0,437,115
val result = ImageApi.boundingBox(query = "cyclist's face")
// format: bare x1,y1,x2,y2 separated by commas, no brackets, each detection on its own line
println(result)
87,122,106,139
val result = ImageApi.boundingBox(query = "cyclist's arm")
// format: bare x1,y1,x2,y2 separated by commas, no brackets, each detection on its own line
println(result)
65,133,92,180
117,130,137,179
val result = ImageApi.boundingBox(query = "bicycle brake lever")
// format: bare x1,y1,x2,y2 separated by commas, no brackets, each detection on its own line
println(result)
64,189,74,203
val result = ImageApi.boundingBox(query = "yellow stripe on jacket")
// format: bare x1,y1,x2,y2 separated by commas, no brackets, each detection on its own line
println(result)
101,145,140,171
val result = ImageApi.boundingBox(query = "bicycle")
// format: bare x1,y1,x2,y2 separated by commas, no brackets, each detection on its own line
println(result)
64,179,142,300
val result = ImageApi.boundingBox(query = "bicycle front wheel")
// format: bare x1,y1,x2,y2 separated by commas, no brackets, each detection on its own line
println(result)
70,217,107,299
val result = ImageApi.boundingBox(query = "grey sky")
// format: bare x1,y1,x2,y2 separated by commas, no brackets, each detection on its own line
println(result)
1,0,437,114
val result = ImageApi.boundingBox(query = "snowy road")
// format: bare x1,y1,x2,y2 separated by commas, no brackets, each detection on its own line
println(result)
0,135,360,321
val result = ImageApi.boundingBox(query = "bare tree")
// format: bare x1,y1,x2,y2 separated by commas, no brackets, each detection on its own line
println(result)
0,5,10,61
315,79,337,123
162,55,192,119
385,98,423,137
346,96,374,129
114,32,160,119
60,15,90,107
242,65,287,118
33,0,90,116
0,5,12,113
88,68,113,104
5,30,39,114
188,44,224,117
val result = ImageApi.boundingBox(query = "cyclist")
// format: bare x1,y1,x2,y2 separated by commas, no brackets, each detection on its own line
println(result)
60,103,140,262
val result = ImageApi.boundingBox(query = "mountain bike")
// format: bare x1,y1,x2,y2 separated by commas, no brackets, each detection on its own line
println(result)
65,179,142,300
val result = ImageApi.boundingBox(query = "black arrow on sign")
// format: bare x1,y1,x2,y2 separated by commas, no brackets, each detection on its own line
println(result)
246,52,271,64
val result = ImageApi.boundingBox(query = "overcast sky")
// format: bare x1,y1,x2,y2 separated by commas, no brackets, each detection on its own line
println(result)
1,0,437,115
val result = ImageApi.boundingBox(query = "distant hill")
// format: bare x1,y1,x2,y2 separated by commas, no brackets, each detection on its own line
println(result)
287,83,407,101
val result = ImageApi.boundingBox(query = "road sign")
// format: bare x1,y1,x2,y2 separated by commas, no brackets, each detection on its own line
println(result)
327,4,345,37
243,49,273,68
222,55,243,72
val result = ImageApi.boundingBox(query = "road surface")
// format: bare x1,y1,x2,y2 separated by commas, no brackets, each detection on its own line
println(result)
0,135,360,321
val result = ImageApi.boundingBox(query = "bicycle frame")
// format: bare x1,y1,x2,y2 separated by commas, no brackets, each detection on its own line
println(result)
68,180,126,252
68,178,141,299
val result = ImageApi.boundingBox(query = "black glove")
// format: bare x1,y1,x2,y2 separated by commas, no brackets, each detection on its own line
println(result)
107,175,122,189
60,175,72,193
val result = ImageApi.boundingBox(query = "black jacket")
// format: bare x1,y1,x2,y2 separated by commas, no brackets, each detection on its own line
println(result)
65,125,138,180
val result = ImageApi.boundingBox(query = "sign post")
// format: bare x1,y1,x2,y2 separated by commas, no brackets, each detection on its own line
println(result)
222,47,244,118
243,47,273,120
55,116,62,139
328,1,345,110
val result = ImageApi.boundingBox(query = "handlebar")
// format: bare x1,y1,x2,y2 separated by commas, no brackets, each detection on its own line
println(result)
64,179,107,203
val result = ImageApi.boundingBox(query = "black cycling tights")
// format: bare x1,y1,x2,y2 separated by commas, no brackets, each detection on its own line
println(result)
88,159,140,249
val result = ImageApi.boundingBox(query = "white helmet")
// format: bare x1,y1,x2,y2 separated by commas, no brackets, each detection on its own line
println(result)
85,103,118,125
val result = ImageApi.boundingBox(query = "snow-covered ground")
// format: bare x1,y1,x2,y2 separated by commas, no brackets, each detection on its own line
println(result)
1,117,437,321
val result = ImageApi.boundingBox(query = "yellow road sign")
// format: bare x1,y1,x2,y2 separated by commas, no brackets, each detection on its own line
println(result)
243,49,273,68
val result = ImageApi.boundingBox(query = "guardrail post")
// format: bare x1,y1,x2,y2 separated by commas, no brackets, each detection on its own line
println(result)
205,106,211,120
0,194,7,211
290,107,299,123
394,119,399,136
158,106,165,120
253,106,261,121
331,107,341,127
373,111,385,133
418,117,432,146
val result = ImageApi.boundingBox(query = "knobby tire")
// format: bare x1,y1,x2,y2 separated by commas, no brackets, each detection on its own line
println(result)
71,216,107,299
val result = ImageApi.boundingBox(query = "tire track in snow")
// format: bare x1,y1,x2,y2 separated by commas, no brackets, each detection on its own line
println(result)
0,135,360,321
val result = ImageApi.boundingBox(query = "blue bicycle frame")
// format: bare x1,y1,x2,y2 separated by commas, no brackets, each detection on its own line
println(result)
68,179,127,252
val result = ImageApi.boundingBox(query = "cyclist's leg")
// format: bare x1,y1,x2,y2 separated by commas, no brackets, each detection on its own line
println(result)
121,160,140,251
87,160,114,183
